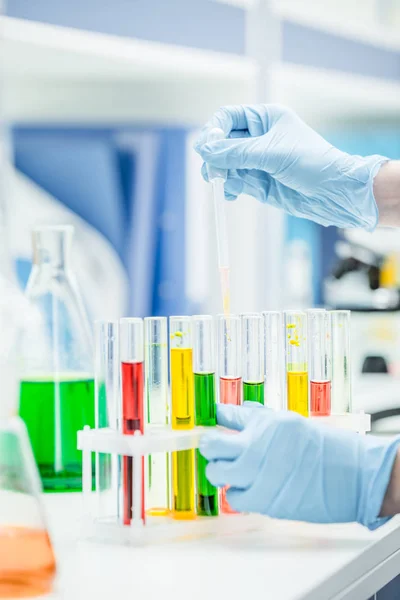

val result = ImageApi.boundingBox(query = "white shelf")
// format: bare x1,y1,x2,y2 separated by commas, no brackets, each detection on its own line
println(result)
2,15,399,124
271,63,400,126
1,17,257,124
276,1,400,51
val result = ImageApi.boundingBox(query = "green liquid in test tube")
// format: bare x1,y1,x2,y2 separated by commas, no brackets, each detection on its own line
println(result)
242,314,265,405
193,315,218,517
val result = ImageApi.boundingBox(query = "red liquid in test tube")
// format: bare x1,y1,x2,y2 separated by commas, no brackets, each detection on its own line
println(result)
121,361,145,525
219,376,241,514
220,376,242,407
310,380,331,417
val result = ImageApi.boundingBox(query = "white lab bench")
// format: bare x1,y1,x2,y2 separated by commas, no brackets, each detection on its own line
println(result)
46,494,400,600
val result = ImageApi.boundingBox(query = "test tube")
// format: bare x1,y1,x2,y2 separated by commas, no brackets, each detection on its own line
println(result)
218,315,242,407
193,315,218,517
170,316,195,520
217,314,241,514
331,310,352,414
308,310,332,416
263,311,284,410
120,318,144,525
242,314,264,405
95,320,120,520
144,317,170,517
284,311,308,417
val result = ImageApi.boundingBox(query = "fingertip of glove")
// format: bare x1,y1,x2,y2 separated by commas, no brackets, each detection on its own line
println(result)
198,431,222,459
243,401,264,409
225,193,237,202
225,488,243,512
198,143,213,158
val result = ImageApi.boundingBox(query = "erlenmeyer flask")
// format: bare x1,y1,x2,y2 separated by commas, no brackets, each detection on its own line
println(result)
0,417,56,598
19,226,95,492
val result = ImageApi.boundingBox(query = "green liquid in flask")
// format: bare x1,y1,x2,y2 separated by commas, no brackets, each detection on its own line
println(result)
194,373,218,516
19,376,95,492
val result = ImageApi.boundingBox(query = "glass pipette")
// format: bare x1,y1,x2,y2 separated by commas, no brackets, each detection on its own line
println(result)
206,128,230,315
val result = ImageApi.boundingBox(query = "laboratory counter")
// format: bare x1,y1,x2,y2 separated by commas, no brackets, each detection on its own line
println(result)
46,494,400,600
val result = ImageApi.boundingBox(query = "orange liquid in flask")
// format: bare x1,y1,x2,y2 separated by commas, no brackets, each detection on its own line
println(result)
0,526,56,598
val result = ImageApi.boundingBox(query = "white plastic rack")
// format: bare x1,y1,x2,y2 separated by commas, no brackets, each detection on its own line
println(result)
78,412,371,546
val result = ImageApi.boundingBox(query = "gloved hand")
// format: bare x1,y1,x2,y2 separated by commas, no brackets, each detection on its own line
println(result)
199,403,399,529
194,104,387,230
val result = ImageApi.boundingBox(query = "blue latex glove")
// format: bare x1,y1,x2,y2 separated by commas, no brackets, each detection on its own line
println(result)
194,105,387,231
200,404,400,529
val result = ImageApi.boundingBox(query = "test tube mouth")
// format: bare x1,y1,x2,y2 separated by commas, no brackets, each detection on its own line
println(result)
144,316,167,322
170,316,192,348
32,225,74,268
242,313,263,383
193,315,215,374
120,318,144,363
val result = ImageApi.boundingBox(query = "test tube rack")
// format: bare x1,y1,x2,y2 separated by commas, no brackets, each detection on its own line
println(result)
78,412,371,546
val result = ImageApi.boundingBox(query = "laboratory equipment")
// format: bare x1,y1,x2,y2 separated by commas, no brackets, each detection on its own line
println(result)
308,310,332,416
218,315,242,408
0,215,57,595
0,418,57,598
196,104,387,230
263,311,284,410
285,311,308,417
193,315,218,517
170,316,195,520
120,318,144,525
19,226,95,492
76,306,372,546
242,314,264,405
144,317,170,517
331,310,352,414
217,314,241,514
94,320,119,520
206,128,230,315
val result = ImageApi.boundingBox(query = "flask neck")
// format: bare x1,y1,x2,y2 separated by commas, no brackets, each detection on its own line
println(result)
32,226,73,270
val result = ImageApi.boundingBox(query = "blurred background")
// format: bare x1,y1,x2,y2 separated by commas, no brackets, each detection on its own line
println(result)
1,0,400,427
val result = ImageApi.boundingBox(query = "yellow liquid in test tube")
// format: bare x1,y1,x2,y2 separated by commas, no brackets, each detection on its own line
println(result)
171,348,194,429
170,347,195,520
287,371,309,417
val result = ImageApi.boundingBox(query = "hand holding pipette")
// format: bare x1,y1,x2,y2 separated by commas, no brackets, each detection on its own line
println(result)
206,128,231,315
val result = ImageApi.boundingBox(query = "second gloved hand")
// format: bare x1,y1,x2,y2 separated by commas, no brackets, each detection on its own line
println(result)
200,404,399,529
195,105,387,230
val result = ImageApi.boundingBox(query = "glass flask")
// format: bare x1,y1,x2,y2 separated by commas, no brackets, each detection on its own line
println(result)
0,417,57,598
19,226,95,492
